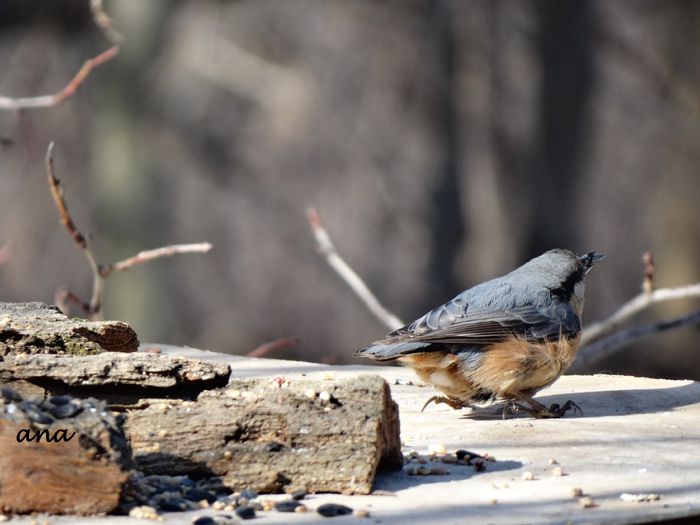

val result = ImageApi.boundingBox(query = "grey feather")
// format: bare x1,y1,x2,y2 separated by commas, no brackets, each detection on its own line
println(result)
357,249,602,361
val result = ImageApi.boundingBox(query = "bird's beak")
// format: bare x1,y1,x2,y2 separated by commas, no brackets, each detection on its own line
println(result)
581,251,606,272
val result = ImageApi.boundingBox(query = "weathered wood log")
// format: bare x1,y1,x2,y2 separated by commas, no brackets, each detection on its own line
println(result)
0,302,138,355
126,374,402,495
0,352,231,405
0,388,133,515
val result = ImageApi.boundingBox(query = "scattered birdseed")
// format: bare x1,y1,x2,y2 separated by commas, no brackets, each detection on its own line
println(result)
428,443,447,455
0,516,8,522
490,499,498,505
317,503,353,517
521,471,535,481
319,391,332,403
235,506,256,519
211,501,226,511
265,441,284,452
441,454,458,464
548,458,558,465
304,388,317,399
129,505,160,519
417,456,428,464
579,496,597,508
291,488,307,500
430,467,450,475
158,429,168,438
551,467,564,477
571,488,584,498
321,371,336,380
260,499,276,511
294,504,308,513
455,449,479,462
223,450,233,460
160,498,189,512
192,517,215,525
620,493,661,503
274,499,301,512
353,508,370,518
211,515,237,525
223,504,235,512
240,488,258,500
185,489,217,504
271,376,286,388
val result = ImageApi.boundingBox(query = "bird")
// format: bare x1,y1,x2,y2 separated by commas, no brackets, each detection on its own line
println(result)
356,249,605,418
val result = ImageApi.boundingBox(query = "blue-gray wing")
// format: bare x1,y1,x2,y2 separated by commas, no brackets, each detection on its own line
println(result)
356,292,580,361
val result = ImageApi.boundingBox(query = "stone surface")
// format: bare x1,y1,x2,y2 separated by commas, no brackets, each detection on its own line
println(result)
0,302,138,355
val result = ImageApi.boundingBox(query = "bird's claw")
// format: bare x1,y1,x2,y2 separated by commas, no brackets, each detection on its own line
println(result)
503,399,583,419
421,395,466,412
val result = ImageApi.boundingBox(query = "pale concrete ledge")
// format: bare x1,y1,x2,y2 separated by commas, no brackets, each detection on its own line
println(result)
11,344,700,525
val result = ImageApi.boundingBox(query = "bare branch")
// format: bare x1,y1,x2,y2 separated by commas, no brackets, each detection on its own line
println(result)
642,251,655,294
573,309,700,371
0,243,12,267
580,283,700,348
101,243,213,276
46,142,104,314
54,288,91,317
576,251,700,369
45,142,88,250
0,46,119,111
46,143,212,320
246,338,299,358
306,206,404,331
90,0,125,45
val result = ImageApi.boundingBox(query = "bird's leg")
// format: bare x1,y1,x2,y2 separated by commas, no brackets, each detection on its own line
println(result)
421,395,466,412
510,392,583,419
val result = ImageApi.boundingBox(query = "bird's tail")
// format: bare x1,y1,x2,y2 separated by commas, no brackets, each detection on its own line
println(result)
355,341,431,361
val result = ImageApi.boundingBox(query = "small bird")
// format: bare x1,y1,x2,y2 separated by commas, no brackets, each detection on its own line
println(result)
356,249,605,418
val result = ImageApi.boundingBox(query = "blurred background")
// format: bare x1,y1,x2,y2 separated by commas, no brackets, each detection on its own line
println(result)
0,1,698,379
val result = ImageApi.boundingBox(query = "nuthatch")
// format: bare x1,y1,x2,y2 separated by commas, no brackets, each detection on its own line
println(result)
357,249,605,418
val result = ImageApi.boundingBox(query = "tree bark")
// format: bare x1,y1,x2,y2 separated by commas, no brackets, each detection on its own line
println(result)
0,302,138,355
0,390,132,515
126,374,403,495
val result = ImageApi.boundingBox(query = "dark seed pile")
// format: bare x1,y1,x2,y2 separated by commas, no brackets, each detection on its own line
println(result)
122,473,364,520
403,447,496,476
0,387,131,468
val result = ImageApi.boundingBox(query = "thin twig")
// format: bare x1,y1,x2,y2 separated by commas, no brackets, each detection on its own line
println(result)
46,141,103,313
247,338,299,358
0,243,11,267
306,206,404,331
642,251,655,294
0,46,119,111
573,309,700,371
101,243,213,276
580,283,700,347
46,142,212,319
45,142,88,250
90,0,125,45
54,288,91,317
